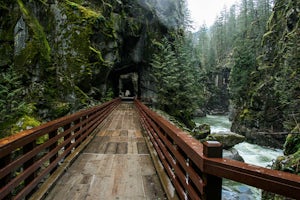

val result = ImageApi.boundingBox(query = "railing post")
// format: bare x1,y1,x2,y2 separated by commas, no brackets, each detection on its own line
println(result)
203,141,223,200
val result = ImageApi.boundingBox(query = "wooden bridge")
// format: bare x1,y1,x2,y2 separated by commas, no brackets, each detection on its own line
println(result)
0,98,299,200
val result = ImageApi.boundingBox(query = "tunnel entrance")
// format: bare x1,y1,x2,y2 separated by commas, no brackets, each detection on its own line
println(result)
119,73,138,97
107,64,141,99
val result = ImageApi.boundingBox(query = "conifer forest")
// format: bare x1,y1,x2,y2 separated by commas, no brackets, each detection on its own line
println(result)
0,1,299,199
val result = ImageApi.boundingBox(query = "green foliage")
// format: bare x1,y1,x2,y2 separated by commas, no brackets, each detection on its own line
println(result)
229,39,257,107
263,146,300,199
0,68,39,138
66,0,105,21
284,134,300,155
49,101,71,119
150,36,206,128
102,87,114,102
10,115,41,134
245,0,300,132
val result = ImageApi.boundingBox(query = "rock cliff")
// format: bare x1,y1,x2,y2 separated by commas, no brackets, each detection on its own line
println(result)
0,0,184,136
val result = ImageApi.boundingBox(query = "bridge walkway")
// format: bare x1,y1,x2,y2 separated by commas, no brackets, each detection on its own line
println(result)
44,102,165,200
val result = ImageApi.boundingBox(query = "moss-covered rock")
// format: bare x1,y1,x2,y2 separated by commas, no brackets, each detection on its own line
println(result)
15,0,51,68
262,147,300,200
205,131,245,149
284,134,300,155
0,0,185,136
262,135,300,199
230,0,300,152
192,123,210,140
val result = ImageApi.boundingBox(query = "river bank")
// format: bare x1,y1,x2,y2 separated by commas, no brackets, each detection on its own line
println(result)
194,115,283,199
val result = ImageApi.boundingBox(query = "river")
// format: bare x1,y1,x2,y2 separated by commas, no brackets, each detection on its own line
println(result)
194,115,283,200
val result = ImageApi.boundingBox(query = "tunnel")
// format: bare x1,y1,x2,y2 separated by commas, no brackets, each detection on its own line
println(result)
108,64,141,98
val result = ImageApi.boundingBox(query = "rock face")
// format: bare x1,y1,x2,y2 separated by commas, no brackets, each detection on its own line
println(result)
206,67,230,114
0,0,184,136
231,124,288,148
230,0,300,150
14,17,28,55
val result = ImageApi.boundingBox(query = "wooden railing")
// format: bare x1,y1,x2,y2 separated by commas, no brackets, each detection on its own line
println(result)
134,99,300,200
0,98,120,200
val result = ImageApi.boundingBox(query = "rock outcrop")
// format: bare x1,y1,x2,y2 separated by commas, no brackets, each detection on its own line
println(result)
230,0,300,150
0,0,184,137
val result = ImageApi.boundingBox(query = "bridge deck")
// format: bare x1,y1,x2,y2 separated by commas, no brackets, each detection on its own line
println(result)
45,102,165,200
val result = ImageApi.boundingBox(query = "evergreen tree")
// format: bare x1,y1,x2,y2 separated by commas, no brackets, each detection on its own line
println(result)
196,24,210,69
229,38,257,107
150,36,206,128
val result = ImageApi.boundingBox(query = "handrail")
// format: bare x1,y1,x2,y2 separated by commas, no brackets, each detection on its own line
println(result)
0,98,121,200
134,99,300,200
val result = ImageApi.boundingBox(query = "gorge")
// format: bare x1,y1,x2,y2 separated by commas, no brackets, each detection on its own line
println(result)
0,1,299,199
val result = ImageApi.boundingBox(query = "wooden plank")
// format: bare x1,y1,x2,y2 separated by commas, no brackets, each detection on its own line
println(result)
143,175,166,199
116,142,128,154
137,141,149,154
43,103,165,200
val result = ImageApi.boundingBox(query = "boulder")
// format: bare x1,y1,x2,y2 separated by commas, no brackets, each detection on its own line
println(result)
206,131,245,149
193,109,206,117
223,148,244,162
192,123,210,140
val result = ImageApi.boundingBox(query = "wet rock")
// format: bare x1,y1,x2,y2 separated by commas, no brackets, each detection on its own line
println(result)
244,131,287,149
223,148,244,162
192,123,210,140
222,187,254,200
14,17,28,56
193,108,206,117
206,131,245,149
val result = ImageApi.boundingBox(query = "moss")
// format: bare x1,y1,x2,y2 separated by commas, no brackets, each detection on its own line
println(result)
61,1,113,81
65,0,105,23
74,85,91,105
284,134,300,155
89,46,105,62
192,123,210,140
0,43,13,67
205,132,245,149
50,101,71,119
36,134,48,145
263,134,300,199
11,115,41,134
14,42,38,67
16,0,51,67
240,108,249,118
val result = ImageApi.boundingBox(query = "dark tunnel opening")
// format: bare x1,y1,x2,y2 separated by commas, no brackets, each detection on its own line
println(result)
108,64,141,98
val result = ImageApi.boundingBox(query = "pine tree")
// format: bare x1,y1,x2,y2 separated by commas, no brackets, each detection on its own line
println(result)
150,36,206,128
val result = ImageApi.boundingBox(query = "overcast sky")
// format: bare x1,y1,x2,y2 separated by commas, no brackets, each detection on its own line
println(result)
187,0,237,30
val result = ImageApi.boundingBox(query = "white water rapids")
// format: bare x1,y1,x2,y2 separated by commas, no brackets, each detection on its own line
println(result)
194,115,283,200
